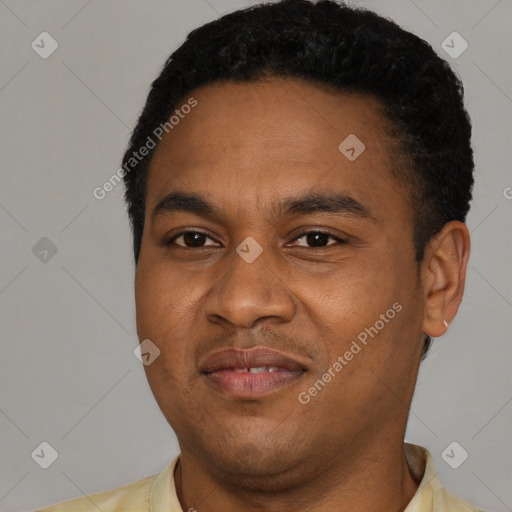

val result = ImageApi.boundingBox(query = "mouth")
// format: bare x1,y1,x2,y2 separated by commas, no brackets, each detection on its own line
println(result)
199,346,307,399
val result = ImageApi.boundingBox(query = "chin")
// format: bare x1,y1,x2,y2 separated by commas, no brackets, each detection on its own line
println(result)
191,431,310,488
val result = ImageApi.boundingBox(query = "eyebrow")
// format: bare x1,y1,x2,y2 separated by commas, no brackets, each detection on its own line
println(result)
151,191,377,224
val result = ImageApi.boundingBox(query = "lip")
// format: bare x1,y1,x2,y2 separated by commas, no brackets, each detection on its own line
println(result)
199,347,307,399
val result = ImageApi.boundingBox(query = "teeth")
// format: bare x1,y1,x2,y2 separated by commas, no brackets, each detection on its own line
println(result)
249,367,268,373
232,367,280,373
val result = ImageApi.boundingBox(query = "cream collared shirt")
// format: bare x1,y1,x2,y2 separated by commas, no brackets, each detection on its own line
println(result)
36,443,483,512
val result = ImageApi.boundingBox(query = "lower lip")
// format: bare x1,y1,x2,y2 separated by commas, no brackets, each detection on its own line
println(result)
203,369,305,398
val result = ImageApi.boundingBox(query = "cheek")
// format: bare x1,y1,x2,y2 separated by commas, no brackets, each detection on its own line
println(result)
304,254,415,365
308,260,394,321
135,264,199,417
135,260,208,389
135,260,200,339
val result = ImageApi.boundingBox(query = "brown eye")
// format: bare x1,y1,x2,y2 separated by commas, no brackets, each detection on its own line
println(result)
292,231,345,248
167,231,218,248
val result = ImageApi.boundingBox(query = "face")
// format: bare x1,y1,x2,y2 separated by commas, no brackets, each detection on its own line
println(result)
135,78,426,484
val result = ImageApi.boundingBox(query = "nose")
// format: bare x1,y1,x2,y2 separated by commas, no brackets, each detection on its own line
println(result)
203,242,296,329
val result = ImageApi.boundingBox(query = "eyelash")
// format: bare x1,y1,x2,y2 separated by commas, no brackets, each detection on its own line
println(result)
166,230,347,249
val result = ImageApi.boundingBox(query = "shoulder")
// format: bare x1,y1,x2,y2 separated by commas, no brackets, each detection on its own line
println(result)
35,473,157,512
439,486,486,512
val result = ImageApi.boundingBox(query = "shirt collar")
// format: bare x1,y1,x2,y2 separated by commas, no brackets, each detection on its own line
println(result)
149,455,182,512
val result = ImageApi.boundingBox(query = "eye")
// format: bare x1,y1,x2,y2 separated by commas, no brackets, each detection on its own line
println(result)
166,229,346,249
167,230,219,248
290,230,346,248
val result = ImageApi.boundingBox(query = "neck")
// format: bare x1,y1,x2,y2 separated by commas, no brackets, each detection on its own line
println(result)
174,436,420,512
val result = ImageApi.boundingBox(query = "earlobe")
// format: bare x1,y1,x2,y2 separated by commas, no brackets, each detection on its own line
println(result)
422,221,470,339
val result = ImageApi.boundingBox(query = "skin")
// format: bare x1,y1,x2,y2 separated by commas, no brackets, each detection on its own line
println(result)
134,77,470,512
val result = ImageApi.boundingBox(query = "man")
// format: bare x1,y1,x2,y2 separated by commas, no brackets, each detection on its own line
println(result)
38,0,482,510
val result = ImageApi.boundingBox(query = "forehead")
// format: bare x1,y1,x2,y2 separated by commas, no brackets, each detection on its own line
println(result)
146,78,409,222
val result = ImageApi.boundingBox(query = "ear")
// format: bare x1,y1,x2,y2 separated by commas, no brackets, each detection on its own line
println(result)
421,221,471,338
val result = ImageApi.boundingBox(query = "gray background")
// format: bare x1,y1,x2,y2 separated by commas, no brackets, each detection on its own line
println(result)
0,1,511,511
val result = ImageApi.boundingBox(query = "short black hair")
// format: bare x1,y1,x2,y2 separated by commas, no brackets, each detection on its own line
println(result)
122,0,474,360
